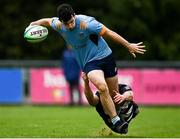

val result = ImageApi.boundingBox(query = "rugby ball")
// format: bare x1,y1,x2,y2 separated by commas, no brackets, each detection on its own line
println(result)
24,25,48,43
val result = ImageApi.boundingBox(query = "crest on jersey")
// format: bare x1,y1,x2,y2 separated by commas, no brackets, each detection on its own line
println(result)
79,32,84,38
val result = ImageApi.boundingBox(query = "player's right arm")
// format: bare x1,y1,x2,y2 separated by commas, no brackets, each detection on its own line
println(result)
30,18,62,30
82,72,99,106
30,18,53,27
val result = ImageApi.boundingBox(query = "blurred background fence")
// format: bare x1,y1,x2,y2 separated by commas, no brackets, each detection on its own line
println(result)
0,60,180,105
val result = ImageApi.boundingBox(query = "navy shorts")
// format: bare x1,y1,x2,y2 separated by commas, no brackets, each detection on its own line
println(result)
83,53,117,78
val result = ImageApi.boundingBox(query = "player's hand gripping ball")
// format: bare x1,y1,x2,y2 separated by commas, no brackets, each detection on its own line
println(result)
24,25,48,43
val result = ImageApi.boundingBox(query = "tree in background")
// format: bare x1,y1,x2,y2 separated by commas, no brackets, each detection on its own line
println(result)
0,0,180,60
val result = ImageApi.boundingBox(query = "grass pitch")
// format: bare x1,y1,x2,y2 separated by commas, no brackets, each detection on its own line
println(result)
0,105,180,138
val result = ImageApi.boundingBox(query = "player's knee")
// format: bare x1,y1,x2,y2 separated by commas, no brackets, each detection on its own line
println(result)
97,83,108,94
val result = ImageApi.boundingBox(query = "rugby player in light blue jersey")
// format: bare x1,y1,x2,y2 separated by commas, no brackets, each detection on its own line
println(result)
30,3,146,134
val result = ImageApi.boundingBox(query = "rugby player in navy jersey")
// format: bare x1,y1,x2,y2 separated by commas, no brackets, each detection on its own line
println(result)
82,72,139,134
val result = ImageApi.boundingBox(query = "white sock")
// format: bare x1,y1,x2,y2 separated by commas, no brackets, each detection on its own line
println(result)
111,115,120,125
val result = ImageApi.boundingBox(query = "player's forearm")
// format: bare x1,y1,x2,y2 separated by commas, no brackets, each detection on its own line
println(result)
30,18,52,27
84,83,97,106
105,29,130,49
84,84,94,104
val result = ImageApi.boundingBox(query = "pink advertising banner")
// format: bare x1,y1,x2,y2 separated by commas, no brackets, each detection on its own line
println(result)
141,69,180,105
118,69,180,105
30,68,88,104
30,68,180,105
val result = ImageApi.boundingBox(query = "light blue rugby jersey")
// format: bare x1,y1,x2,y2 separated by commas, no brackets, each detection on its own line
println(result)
51,15,112,69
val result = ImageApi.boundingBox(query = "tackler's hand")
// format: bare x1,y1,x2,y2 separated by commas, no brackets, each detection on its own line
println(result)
113,90,126,104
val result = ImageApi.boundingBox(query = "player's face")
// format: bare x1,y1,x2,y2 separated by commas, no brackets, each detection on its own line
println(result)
63,16,76,30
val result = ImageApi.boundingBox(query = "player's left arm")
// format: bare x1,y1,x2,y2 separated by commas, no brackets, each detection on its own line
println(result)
102,27,146,58
113,90,133,104
82,72,99,106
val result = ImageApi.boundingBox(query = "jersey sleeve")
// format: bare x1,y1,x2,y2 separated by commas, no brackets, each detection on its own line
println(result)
87,18,107,36
51,17,62,31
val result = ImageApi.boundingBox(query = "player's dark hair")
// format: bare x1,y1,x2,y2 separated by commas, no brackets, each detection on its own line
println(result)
57,4,75,23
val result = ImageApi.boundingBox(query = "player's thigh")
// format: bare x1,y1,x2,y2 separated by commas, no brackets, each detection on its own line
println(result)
87,70,107,89
105,75,118,97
